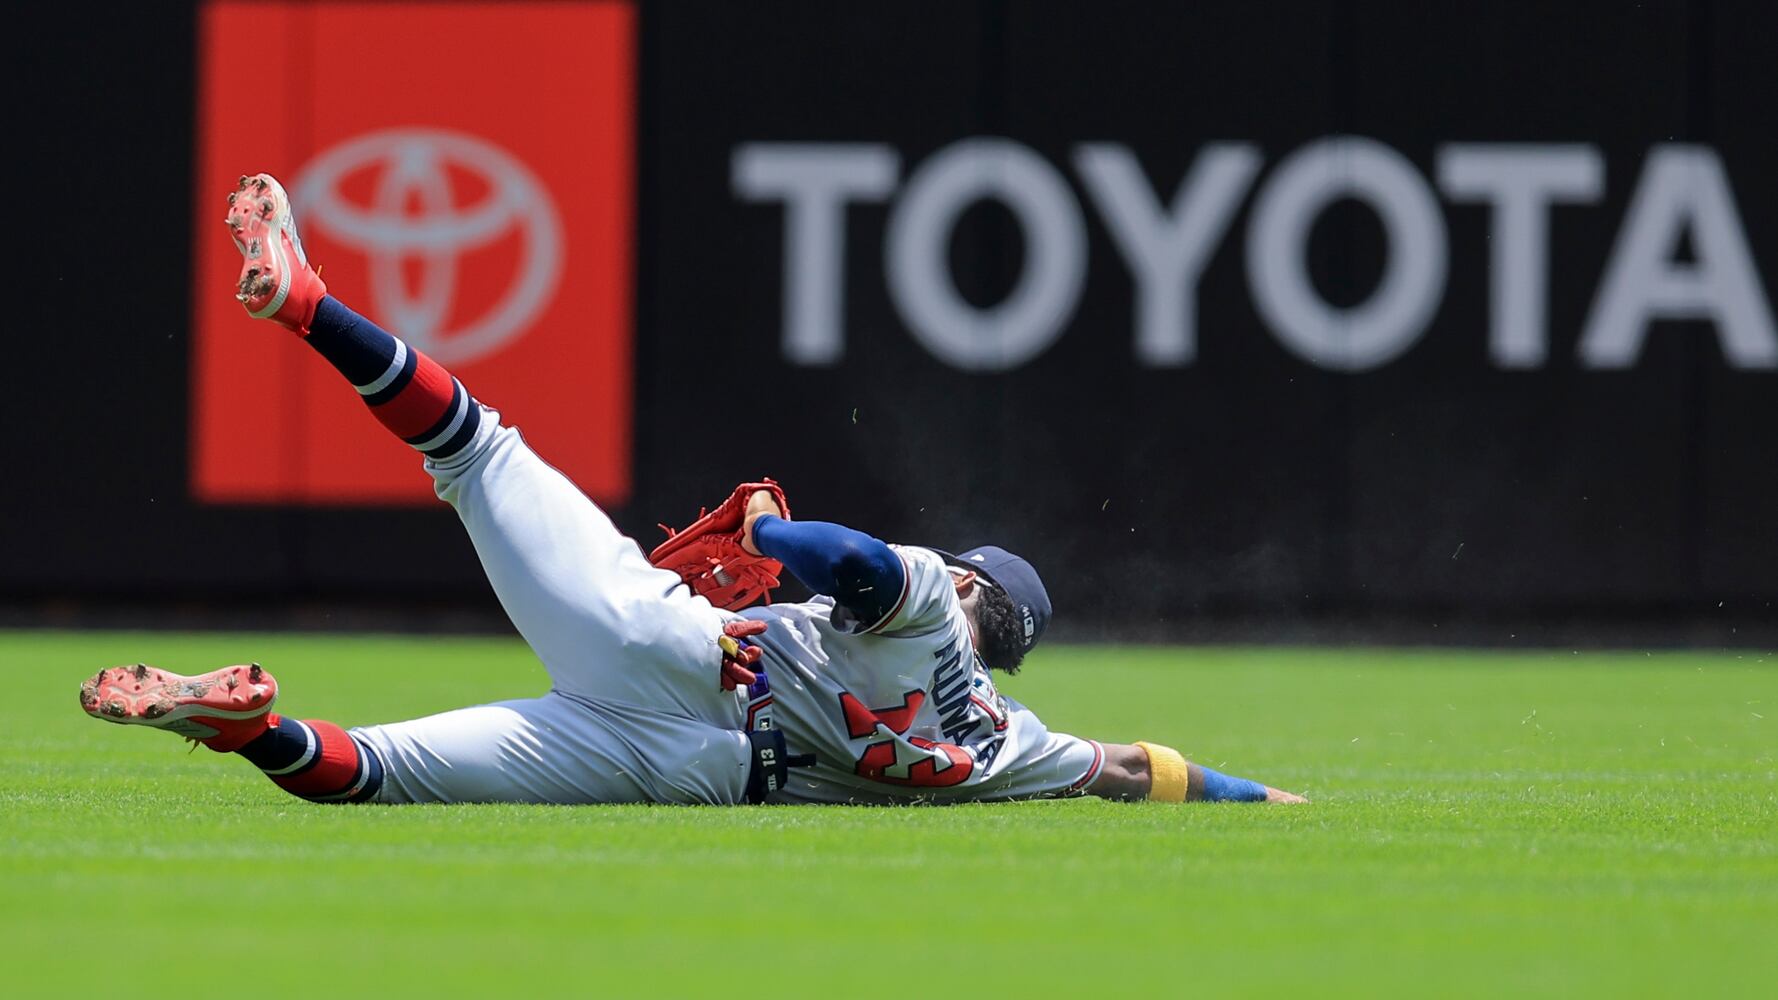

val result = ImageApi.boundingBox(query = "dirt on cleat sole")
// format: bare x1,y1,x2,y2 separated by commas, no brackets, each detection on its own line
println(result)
78,662,278,746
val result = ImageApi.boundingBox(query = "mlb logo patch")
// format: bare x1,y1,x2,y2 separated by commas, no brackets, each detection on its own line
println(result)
190,1,634,505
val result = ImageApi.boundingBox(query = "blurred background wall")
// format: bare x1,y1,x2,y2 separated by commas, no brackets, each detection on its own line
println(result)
8,0,1775,644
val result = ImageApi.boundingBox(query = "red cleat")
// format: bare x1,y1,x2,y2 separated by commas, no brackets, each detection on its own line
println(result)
225,172,326,334
80,663,279,752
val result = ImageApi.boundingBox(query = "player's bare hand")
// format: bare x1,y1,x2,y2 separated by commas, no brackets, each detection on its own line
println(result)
717,619,769,691
741,487,788,555
1264,786,1309,804
744,487,785,522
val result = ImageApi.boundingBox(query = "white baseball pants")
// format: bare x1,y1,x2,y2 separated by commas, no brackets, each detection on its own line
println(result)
349,410,754,805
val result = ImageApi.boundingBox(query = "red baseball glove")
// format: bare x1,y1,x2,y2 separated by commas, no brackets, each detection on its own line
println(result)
648,480,790,611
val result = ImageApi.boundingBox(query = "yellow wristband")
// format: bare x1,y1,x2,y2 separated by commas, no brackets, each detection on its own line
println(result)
1135,741,1189,803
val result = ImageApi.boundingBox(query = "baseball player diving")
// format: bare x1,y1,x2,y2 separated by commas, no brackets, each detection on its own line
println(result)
79,173,1307,808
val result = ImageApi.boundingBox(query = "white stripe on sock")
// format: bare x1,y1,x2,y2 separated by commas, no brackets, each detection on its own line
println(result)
259,720,318,776
312,736,377,802
357,339,409,396
411,382,470,452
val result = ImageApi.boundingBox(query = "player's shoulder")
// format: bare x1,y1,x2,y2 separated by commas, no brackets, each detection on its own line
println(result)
863,544,960,637
888,543,947,570
885,543,957,597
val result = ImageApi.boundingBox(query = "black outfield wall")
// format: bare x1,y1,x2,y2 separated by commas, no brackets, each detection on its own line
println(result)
9,1,1776,639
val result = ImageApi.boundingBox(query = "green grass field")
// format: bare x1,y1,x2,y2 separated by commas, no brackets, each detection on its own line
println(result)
2,630,1773,997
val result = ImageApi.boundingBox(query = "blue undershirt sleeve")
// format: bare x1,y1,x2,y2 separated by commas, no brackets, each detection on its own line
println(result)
750,516,905,626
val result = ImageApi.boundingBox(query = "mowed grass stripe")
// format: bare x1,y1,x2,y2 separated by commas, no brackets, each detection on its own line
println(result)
1,631,1773,998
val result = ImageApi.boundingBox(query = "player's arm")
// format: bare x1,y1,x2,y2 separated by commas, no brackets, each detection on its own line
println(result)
1088,743,1307,803
742,504,905,627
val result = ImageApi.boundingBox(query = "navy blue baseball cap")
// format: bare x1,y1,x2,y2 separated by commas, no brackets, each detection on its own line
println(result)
934,545,1052,653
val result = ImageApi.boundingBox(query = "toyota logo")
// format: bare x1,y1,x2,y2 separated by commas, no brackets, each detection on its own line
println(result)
293,128,564,366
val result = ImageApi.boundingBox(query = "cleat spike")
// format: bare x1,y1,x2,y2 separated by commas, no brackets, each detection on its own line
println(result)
227,192,237,206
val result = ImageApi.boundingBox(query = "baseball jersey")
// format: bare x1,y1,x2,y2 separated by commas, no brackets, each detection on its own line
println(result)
736,545,1104,804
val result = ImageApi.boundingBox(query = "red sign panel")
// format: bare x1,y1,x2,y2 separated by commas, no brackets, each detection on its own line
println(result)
191,1,633,505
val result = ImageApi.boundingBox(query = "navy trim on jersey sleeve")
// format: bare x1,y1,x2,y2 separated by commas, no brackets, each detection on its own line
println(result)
860,549,912,633
751,516,905,626
1066,741,1106,795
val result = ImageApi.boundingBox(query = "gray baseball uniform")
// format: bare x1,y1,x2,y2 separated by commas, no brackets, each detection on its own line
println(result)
350,407,1104,805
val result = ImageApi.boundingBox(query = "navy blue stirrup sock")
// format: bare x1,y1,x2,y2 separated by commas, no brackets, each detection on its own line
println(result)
235,715,384,803
300,296,482,461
